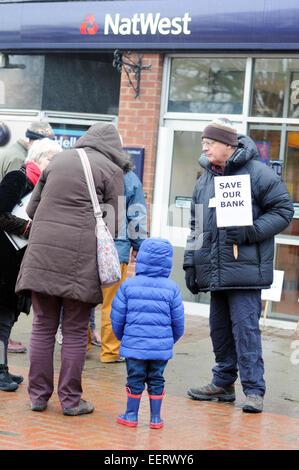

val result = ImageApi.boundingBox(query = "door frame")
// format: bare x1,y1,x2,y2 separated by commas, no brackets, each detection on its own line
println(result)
151,120,246,247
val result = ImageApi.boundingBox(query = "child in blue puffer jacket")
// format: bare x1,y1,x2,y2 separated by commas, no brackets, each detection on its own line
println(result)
110,237,184,429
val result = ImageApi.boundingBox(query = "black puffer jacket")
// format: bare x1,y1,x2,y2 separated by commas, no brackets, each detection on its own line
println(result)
183,135,294,291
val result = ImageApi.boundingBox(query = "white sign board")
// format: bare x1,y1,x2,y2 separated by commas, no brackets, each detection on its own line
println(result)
261,270,284,302
4,191,32,250
214,174,253,227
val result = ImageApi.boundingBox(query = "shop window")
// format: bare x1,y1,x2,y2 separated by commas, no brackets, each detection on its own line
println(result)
168,58,246,114
284,132,299,205
288,72,299,118
249,125,299,220
272,244,299,318
249,127,281,165
0,55,44,109
42,54,120,115
249,125,298,320
251,58,299,118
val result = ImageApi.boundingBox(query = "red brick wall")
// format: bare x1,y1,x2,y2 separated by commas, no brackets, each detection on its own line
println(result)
118,52,164,276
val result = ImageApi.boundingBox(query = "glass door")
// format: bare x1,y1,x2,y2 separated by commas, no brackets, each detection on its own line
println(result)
152,120,245,307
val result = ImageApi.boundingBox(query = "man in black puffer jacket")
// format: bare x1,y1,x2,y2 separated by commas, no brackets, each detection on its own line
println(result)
184,118,294,413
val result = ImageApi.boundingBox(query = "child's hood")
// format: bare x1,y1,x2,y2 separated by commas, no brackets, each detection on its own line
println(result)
135,237,173,278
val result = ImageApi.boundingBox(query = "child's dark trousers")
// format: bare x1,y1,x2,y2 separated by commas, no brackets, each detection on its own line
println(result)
125,358,168,395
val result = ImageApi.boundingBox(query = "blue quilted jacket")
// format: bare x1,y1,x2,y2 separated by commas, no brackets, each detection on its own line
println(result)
110,237,185,360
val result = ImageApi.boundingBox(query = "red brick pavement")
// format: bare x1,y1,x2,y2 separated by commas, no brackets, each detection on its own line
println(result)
1,362,299,450
2,313,299,451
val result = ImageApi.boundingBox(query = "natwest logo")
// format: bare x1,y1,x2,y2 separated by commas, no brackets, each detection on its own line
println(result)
79,12,191,36
80,14,98,35
104,13,192,36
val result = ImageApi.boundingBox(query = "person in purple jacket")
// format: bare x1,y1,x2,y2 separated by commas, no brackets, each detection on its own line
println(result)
110,237,184,429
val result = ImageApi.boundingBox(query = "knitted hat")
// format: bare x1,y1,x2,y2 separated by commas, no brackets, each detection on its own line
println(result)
202,118,238,147
26,121,55,141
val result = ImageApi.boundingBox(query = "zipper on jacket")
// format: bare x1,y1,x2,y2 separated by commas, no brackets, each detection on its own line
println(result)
257,243,264,283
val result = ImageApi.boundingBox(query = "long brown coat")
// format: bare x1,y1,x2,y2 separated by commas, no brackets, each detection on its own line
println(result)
16,123,125,305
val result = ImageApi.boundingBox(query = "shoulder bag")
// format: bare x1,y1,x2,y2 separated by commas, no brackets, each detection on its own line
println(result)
77,148,121,287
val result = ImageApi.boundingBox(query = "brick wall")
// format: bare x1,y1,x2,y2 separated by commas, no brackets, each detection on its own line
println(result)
117,52,164,276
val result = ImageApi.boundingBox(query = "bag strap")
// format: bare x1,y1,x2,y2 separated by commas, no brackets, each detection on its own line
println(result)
76,148,102,219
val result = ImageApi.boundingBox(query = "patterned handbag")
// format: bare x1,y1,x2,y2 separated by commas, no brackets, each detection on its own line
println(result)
77,148,121,288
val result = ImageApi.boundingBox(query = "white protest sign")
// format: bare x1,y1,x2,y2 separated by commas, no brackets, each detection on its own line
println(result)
261,270,284,302
214,174,253,227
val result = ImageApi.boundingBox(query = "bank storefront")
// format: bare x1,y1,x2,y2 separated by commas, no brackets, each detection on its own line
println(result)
0,0,298,322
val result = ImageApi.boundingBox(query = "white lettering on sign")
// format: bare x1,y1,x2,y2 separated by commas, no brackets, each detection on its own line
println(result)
214,174,253,227
104,12,191,36
0,81,5,105
55,136,78,149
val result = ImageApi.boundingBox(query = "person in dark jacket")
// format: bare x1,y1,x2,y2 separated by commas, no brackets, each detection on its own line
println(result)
111,237,184,428
15,123,125,416
0,137,62,392
99,154,147,363
184,118,294,413
0,120,55,353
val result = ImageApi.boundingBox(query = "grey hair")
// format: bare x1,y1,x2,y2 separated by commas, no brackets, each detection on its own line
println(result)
25,138,62,164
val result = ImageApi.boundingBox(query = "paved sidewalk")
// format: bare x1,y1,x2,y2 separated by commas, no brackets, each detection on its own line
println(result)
1,311,299,450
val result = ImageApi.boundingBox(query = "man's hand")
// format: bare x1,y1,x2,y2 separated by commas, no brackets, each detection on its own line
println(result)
225,226,248,245
185,267,199,295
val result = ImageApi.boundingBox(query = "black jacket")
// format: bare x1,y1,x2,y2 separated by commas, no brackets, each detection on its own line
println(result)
0,167,33,317
183,135,294,291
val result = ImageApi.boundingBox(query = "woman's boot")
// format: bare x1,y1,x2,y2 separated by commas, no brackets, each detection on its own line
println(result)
0,365,18,391
148,390,165,429
117,387,142,427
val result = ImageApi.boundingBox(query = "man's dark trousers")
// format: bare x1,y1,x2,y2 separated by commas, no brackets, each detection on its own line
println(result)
210,289,265,396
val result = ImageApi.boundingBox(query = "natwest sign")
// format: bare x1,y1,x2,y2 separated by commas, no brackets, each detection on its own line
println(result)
80,12,192,37
1,0,299,52
103,12,191,36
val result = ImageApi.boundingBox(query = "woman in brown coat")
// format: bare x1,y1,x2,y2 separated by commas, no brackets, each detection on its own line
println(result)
16,123,125,416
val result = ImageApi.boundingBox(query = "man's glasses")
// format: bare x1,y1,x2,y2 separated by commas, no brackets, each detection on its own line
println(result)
202,140,216,148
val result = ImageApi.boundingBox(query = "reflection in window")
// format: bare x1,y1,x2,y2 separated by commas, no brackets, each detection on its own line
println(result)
272,244,299,318
249,125,299,204
284,132,299,204
168,58,246,114
0,55,44,110
289,72,299,118
167,131,203,227
251,58,299,118
249,127,281,165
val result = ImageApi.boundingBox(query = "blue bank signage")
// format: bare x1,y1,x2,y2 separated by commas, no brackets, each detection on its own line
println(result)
0,0,299,51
